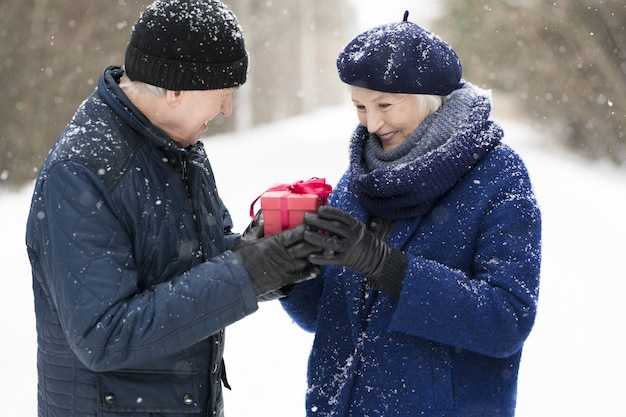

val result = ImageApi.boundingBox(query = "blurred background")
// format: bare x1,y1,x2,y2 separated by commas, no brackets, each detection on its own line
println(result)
1,0,624,189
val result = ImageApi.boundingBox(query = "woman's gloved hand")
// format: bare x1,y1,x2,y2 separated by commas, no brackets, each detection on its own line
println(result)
232,223,319,297
303,206,408,300
303,206,388,275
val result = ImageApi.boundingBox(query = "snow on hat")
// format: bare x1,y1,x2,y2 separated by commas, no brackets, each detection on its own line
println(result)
125,0,248,90
336,11,462,95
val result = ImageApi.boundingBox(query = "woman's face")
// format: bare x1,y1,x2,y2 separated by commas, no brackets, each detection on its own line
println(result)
350,86,426,151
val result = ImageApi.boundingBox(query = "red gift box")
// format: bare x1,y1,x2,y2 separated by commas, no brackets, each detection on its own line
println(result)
250,178,333,236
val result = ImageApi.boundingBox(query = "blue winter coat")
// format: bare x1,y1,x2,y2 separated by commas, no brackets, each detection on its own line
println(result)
281,85,541,417
26,66,258,417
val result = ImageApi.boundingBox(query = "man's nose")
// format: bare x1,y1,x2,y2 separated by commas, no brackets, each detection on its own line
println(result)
220,94,233,117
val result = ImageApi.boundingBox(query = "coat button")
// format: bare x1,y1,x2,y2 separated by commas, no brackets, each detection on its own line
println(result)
104,393,116,404
183,394,194,405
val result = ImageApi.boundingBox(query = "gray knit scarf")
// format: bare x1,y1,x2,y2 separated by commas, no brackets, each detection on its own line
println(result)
349,83,503,220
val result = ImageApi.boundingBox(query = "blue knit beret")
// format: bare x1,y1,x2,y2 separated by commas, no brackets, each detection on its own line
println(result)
337,11,462,95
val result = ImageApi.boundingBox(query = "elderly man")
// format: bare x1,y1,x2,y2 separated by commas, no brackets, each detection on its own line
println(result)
26,1,317,416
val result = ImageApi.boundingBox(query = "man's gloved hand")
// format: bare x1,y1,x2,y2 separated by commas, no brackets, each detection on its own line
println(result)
232,224,319,297
303,206,408,301
233,210,264,250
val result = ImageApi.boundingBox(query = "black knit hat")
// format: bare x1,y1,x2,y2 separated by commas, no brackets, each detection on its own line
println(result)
337,11,462,95
125,0,248,90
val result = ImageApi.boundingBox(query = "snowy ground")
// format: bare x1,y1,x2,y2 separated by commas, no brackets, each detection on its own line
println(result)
1,101,625,416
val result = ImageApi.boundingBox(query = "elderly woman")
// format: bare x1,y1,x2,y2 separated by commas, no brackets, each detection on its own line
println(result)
281,11,542,417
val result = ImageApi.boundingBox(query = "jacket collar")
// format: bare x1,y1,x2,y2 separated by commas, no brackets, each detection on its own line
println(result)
97,65,189,158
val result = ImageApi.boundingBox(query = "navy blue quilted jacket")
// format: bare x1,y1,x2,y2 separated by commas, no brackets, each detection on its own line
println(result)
26,66,258,417
281,85,542,417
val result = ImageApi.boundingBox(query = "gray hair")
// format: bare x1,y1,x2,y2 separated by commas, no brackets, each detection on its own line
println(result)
119,73,167,98
417,94,445,119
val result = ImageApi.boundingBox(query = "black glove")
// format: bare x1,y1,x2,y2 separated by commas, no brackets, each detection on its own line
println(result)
303,206,408,300
233,210,264,250
232,224,319,297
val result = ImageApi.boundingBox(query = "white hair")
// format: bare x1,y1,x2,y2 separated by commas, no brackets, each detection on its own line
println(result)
417,94,445,119
345,85,445,121
119,73,167,98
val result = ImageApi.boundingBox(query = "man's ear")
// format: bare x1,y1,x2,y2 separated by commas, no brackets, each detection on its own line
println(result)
165,90,184,106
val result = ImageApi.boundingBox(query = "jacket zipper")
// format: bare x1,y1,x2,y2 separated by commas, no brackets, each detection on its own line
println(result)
181,157,188,181
179,152,206,263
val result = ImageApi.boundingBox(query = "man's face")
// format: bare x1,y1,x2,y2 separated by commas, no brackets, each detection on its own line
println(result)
168,88,235,147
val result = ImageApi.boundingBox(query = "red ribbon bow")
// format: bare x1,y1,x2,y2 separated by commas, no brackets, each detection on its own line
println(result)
249,177,333,220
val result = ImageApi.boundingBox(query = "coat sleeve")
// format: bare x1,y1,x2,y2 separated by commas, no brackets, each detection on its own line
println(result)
279,275,325,332
391,147,542,358
33,161,258,372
